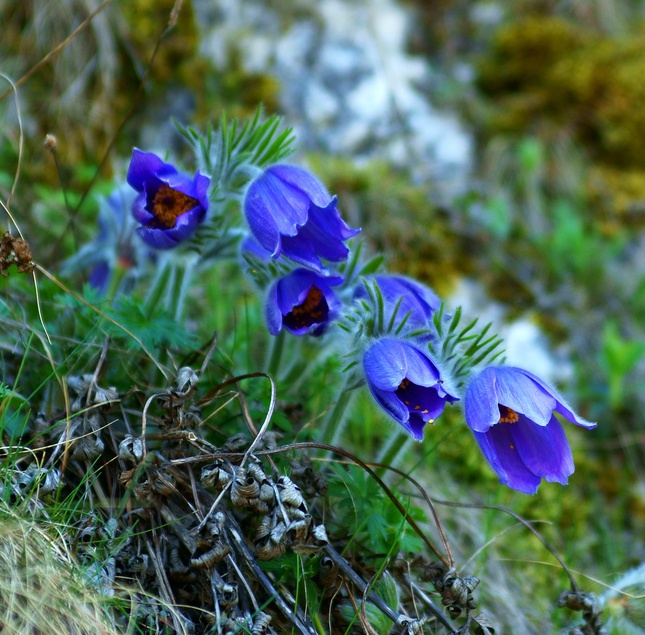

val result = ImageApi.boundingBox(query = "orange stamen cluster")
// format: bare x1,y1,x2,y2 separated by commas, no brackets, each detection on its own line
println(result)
150,185,198,229
284,286,326,329
498,405,519,450
498,405,519,424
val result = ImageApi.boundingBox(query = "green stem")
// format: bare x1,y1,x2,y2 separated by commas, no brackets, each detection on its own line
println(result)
169,255,197,323
144,253,198,322
105,262,128,304
144,255,172,320
312,610,328,635
266,329,286,378
320,387,356,447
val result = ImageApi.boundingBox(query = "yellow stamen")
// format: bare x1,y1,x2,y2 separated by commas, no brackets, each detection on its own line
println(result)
498,405,519,424
397,377,428,414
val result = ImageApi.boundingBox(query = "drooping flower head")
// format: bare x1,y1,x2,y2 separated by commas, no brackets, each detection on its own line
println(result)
244,165,361,271
363,338,459,440
354,274,442,332
266,268,344,336
126,149,210,250
465,366,596,495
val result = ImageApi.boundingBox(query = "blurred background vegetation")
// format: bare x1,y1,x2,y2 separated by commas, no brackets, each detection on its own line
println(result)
2,0,645,632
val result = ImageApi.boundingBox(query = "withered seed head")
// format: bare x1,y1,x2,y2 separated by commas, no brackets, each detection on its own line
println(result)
190,543,230,570
174,367,199,394
44,133,57,151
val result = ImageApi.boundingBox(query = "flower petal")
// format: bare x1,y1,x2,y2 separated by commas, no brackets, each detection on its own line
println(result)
164,171,200,195
464,367,501,433
369,385,410,427
136,226,179,250
132,193,156,224
494,367,556,426
88,261,111,293
363,339,408,390
520,369,597,429
192,172,211,213
245,198,282,255
306,198,361,243
275,269,316,315
171,205,204,235
404,412,427,440
511,415,574,484
268,164,333,208
265,282,283,336
387,276,442,313
292,202,351,262
280,233,325,271
126,149,171,191
246,171,310,237
377,275,441,328
475,425,541,495
401,345,442,387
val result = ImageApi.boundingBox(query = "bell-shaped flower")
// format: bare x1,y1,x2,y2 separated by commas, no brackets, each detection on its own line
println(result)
355,274,442,332
363,338,458,440
465,366,596,495
126,148,210,250
244,164,360,271
266,268,344,336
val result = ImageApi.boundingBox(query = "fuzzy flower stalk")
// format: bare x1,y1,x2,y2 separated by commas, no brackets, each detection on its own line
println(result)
465,366,596,494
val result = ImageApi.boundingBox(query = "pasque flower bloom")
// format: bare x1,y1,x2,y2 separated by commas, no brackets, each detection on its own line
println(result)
61,184,150,294
363,338,458,439
465,366,596,495
265,268,344,336
354,274,441,331
244,165,360,271
126,149,210,250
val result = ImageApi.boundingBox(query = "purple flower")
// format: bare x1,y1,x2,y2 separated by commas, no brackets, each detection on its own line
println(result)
244,165,360,271
266,268,344,336
126,148,210,250
465,366,597,495
88,261,112,293
61,184,151,294
363,338,459,440
355,274,441,331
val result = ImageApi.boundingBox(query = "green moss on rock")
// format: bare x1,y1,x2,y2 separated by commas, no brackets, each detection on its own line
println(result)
477,15,645,224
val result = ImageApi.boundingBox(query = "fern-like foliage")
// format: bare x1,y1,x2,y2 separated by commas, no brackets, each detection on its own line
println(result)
176,106,295,196
429,305,505,380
